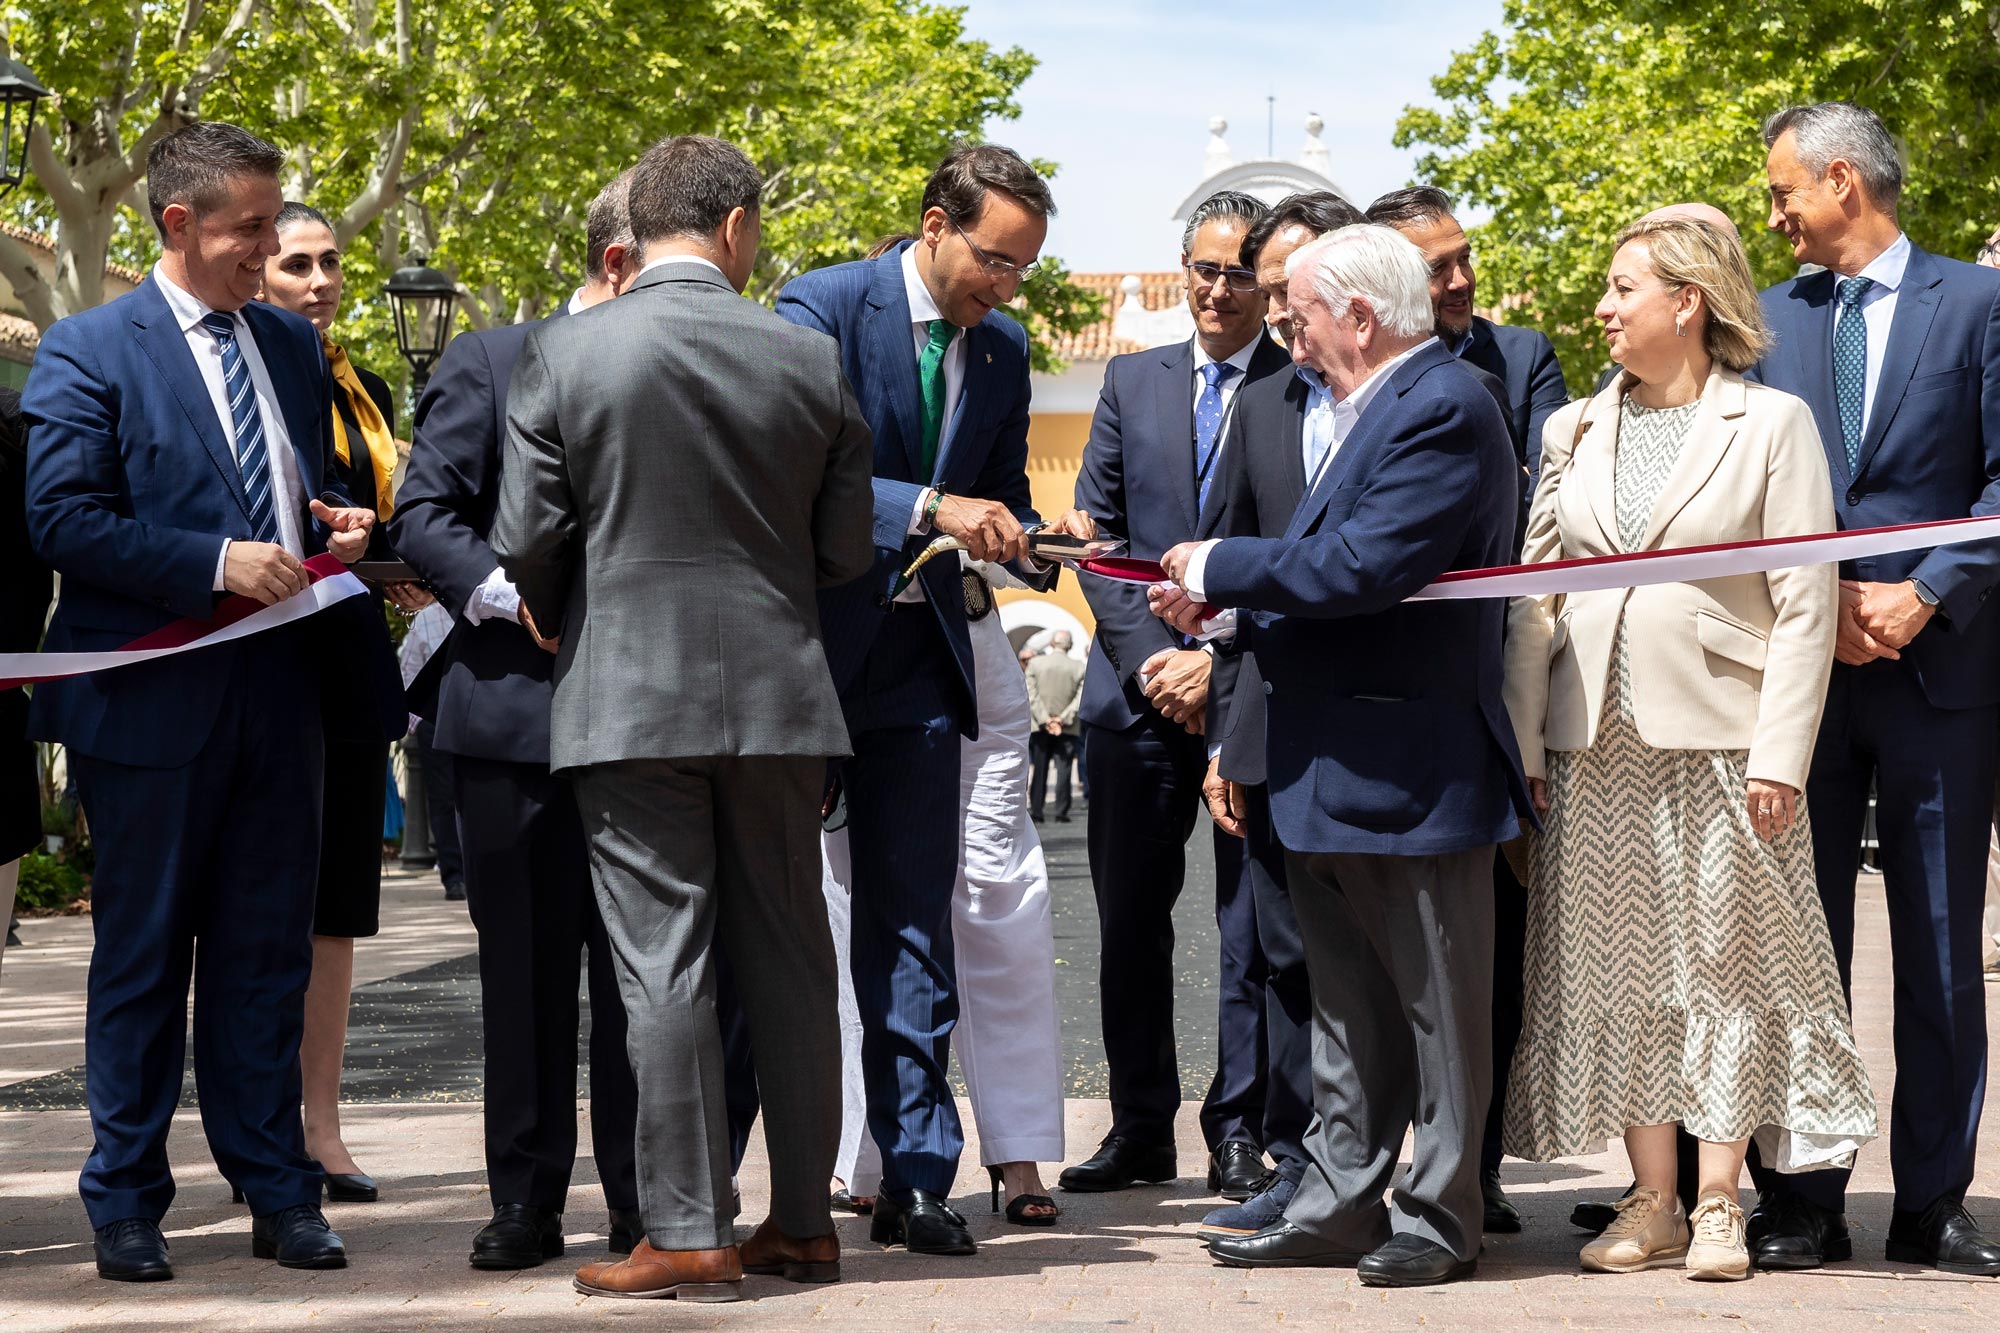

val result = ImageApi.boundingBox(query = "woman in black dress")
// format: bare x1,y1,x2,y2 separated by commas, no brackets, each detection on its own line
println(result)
0,384,54,977
260,202,430,1201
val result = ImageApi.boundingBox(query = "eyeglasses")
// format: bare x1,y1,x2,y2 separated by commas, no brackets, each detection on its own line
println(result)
1186,261,1260,293
948,217,1042,285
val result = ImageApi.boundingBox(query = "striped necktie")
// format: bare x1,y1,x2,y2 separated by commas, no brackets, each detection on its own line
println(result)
200,310,280,544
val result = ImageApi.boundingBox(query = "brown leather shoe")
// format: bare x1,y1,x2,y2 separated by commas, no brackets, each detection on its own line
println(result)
570,1238,742,1300
739,1217,840,1283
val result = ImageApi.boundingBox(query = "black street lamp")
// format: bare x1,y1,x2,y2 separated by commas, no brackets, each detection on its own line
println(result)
0,57,50,197
384,255,457,400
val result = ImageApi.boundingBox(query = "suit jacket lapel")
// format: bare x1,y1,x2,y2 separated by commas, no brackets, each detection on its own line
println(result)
128,280,251,519
1277,372,1309,515
1639,368,1742,549
1853,247,1944,483
1784,271,1847,487
1570,391,1621,555
1155,339,1199,534
863,252,927,481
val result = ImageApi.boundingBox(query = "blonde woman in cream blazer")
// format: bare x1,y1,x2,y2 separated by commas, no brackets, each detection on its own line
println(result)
1499,216,1875,1282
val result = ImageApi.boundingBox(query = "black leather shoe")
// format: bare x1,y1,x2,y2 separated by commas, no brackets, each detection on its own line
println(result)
251,1204,348,1269
1206,1220,1364,1268
1750,1194,1850,1270
94,1218,172,1282
1207,1142,1269,1201
1357,1233,1475,1287
1058,1136,1176,1193
1886,1196,2000,1275
830,1189,874,1215
470,1203,565,1269
1481,1166,1521,1234
323,1171,378,1204
608,1208,642,1256
869,1189,976,1256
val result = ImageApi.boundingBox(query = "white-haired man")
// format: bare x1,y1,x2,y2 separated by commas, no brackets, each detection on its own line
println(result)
1151,225,1531,1286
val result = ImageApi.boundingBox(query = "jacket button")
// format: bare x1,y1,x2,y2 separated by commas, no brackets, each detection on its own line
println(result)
1846,491,1860,505
873,594,888,608
1263,682,1274,695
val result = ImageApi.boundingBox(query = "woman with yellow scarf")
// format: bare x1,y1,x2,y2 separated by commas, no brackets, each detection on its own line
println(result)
258,201,432,1206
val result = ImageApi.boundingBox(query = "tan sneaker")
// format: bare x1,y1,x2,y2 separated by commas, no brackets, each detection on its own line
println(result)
1580,1187,1690,1272
1685,1191,1751,1281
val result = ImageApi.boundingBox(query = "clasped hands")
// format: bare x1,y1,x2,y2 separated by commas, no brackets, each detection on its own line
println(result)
221,498,378,606
1836,578,1934,665
929,494,1096,564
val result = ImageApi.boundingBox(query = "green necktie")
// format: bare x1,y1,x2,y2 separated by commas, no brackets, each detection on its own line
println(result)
918,318,955,479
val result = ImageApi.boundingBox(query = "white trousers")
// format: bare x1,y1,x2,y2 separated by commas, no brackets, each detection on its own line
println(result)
823,608,1066,1194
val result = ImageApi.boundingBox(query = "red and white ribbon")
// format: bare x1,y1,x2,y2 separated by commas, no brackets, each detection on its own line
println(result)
1407,514,2000,600
0,553,367,690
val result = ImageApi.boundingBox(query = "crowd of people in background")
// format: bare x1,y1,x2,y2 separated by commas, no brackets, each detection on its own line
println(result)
2,93,1999,1303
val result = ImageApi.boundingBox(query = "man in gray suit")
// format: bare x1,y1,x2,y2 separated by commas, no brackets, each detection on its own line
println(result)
494,134,875,1302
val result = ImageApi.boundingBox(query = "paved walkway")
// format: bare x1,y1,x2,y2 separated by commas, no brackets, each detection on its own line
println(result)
3,838,1998,1328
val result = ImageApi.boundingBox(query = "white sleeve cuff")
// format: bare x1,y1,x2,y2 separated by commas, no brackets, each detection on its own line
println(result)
907,488,935,537
213,539,231,593
464,566,523,625
1182,539,1221,601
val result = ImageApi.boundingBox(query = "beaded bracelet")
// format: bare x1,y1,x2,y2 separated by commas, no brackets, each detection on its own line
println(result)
923,488,946,529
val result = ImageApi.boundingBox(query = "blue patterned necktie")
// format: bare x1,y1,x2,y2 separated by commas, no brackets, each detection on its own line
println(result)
1833,275,1875,472
200,311,280,544
1194,361,1239,512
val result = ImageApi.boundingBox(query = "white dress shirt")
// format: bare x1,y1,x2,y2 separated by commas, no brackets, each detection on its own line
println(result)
1184,337,1439,601
154,264,307,590
1830,231,1910,438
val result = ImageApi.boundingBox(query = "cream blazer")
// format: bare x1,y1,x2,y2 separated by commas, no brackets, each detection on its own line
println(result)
1501,367,1837,792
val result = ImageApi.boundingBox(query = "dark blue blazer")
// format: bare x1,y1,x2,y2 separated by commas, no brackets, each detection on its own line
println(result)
1199,342,1532,855
776,243,1048,730
21,276,365,768
1461,315,1569,485
1750,244,2000,709
1074,333,1290,732
387,314,560,764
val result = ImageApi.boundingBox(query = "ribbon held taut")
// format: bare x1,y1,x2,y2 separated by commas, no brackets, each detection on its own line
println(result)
1070,514,2000,604
0,553,368,690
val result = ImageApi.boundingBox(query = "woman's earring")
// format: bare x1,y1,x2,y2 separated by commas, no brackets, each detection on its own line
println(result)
1675,320,1687,338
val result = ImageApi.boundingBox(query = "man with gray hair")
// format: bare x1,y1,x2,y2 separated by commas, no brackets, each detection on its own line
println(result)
1023,630,1082,822
1748,100,2000,1276
1065,189,1297,1203
1152,223,1531,1285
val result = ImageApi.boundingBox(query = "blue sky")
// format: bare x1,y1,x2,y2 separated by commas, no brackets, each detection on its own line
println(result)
953,0,1508,271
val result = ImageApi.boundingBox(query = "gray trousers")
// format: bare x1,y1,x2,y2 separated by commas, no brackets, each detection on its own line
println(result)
1280,845,1494,1261
570,756,839,1249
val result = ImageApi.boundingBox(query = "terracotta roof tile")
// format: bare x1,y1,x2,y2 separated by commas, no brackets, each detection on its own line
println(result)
1047,271,1185,364
0,222,147,286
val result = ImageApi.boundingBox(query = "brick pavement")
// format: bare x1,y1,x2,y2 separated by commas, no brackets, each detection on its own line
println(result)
4,865,1999,1328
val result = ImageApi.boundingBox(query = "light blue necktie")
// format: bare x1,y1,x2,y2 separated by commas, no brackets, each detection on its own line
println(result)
1194,361,1238,512
1833,275,1874,472
200,311,280,543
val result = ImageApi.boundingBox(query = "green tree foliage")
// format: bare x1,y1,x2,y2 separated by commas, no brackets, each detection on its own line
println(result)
1395,0,2000,387
2,0,1099,411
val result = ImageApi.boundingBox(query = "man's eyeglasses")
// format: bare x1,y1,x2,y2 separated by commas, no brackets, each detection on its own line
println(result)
1186,261,1259,293
949,217,1042,285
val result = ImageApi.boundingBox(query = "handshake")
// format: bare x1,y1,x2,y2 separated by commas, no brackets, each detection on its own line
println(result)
1145,540,1214,638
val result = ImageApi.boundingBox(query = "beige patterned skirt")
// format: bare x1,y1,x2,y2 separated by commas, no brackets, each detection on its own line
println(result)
1502,640,1878,1170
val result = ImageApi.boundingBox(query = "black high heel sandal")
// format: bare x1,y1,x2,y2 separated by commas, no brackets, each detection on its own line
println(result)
988,1165,1059,1227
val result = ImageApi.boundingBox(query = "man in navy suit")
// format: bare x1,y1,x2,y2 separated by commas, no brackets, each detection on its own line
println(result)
1747,101,2000,1277
776,145,1092,1257
1155,224,1531,1287
387,170,655,1272
22,122,384,1280
1061,192,1296,1206
1366,185,1568,1235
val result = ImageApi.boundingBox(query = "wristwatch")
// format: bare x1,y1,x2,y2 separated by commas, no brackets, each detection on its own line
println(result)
1911,577,1940,608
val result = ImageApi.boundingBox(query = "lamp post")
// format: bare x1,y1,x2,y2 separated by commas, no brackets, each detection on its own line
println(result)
0,57,50,198
384,256,457,403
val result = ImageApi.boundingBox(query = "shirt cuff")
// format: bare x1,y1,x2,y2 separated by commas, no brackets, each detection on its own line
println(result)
464,567,523,625
213,539,231,593
1182,540,1221,602
907,488,935,537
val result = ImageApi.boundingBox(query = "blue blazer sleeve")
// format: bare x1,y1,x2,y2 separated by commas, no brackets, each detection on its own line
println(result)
1909,280,2000,623
1201,396,1482,619
1522,332,1570,489
23,319,221,621
385,332,505,617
